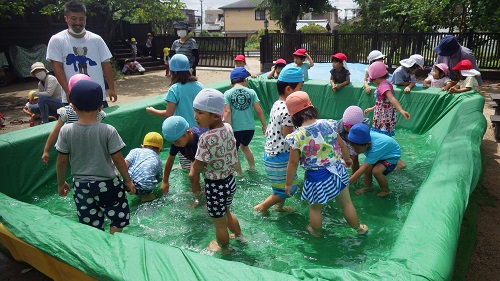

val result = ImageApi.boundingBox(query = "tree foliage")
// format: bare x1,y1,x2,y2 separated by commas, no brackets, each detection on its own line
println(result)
261,0,333,33
299,23,328,33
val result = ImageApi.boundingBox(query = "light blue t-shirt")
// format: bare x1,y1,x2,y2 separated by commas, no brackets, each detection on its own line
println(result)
391,66,416,85
294,63,310,81
125,148,163,190
165,81,204,127
363,132,401,165
224,85,260,131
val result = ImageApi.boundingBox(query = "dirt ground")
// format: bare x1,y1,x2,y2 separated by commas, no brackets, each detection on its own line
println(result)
0,58,498,281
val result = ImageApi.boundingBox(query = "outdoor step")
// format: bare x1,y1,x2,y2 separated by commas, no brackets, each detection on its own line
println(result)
144,65,166,72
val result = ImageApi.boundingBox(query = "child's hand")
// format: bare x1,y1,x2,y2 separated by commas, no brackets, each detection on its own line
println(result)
145,107,155,114
125,181,136,195
364,86,371,94
400,110,411,120
344,157,353,168
364,107,374,115
41,152,50,166
332,84,337,92
448,87,457,94
161,181,169,194
261,125,267,135
285,185,292,197
58,182,70,196
404,86,412,93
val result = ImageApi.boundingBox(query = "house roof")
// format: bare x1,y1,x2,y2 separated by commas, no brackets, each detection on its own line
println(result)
219,0,264,10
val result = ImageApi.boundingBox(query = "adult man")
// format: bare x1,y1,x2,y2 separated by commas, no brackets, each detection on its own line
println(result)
434,35,482,86
46,0,117,107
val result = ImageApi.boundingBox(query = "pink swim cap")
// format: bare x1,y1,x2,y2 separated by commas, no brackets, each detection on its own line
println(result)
343,106,364,127
68,74,92,91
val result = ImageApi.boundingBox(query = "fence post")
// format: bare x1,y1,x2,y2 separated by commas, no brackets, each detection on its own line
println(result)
371,31,378,51
417,31,423,55
333,30,339,54
467,29,475,49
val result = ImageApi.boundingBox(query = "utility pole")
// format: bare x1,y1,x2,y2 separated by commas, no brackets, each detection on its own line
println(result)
200,0,203,35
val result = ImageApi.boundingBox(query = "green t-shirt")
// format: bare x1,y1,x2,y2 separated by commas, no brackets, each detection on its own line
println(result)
224,86,260,131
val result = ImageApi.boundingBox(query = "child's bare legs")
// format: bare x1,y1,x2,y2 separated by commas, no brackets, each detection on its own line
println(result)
308,203,323,237
355,166,374,195
240,144,256,170
372,164,390,197
109,227,122,235
395,159,407,170
254,194,285,213
335,188,367,234
208,207,243,252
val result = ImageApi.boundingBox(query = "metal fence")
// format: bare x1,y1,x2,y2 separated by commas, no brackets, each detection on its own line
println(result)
261,31,500,70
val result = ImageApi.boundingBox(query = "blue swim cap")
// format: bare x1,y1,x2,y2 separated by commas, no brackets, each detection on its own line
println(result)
278,65,303,83
170,54,190,72
348,123,371,144
230,67,250,80
162,116,189,142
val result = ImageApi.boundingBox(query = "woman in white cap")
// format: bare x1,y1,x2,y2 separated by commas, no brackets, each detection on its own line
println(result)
29,62,63,123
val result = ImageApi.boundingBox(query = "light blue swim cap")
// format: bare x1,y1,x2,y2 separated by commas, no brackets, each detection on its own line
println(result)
162,116,189,142
278,65,303,83
170,54,190,72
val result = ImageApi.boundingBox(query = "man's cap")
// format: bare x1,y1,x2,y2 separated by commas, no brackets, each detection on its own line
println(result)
367,50,385,63
343,106,364,127
162,116,190,142
193,88,225,116
409,54,425,69
293,48,307,56
434,63,450,76
230,67,250,80
234,55,246,62
434,35,461,56
332,53,347,61
277,65,303,83
68,73,91,91
368,61,388,81
348,123,371,144
30,62,48,75
143,132,164,149
69,80,103,111
285,91,313,116
170,54,191,72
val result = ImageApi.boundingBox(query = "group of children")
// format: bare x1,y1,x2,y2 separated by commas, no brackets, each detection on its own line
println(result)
49,47,482,253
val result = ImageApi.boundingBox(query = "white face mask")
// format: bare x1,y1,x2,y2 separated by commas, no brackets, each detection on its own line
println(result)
68,27,86,36
177,30,187,38
35,72,46,80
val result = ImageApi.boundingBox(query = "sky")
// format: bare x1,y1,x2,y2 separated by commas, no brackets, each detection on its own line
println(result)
181,0,359,20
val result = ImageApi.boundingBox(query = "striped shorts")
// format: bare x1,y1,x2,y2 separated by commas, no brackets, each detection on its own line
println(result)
264,152,298,198
302,165,349,205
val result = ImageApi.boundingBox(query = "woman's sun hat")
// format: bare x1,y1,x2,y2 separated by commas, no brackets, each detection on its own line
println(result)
162,116,189,142
169,54,191,72
285,91,313,116
68,74,91,91
367,50,385,64
343,106,364,127
434,35,461,56
452,59,480,77
143,132,164,149
368,61,388,81
30,62,48,75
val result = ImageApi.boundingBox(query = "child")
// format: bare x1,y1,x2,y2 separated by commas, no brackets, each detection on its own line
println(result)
55,80,135,234
163,47,171,76
254,65,303,213
266,58,286,79
191,88,245,252
391,54,424,93
41,74,106,166
127,37,138,61
348,123,401,197
337,106,371,174
125,132,164,203
330,53,350,92
23,90,41,127
146,54,204,170
364,50,386,94
284,91,368,237
423,63,453,90
234,54,257,78
0,112,4,128
223,67,267,174
133,61,146,75
448,59,481,94
121,59,134,75
161,116,207,206
145,33,153,57
364,61,410,169
292,48,314,81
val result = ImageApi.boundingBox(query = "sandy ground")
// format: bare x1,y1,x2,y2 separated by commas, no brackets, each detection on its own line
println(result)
0,58,498,281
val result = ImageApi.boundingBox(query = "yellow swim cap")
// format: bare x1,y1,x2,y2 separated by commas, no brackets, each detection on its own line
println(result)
27,90,38,100
143,132,164,149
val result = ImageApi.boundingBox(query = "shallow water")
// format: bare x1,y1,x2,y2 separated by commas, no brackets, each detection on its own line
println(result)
25,127,435,275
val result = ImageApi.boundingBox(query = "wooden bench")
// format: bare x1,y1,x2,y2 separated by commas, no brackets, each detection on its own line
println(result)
490,115,500,140
489,93,500,115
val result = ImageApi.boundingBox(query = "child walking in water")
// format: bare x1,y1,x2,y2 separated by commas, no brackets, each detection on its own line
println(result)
364,61,410,169
284,91,368,237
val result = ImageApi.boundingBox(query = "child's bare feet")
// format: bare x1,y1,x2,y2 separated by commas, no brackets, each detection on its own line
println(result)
253,203,270,214
229,233,248,244
355,224,369,235
275,206,294,212
139,193,156,202
206,240,230,254
395,159,407,170
377,190,390,197
355,186,372,195
307,224,322,237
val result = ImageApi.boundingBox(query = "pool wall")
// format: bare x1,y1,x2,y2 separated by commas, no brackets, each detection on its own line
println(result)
0,78,486,280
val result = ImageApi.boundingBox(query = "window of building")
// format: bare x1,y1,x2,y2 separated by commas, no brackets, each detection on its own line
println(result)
255,10,265,20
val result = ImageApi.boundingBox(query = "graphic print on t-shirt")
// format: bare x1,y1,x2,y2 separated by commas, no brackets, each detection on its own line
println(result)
229,88,252,111
65,46,98,75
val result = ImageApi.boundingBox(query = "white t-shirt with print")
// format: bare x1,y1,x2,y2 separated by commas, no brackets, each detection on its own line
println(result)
46,30,113,103
265,100,294,156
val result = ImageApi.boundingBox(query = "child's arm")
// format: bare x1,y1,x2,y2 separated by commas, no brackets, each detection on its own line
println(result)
349,162,372,184
448,86,471,94
253,102,267,135
189,159,205,199
282,125,294,138
305,53,314,68
364,106,375,115
364,72,371,94
56,153,70,196
22,107,33,117
404,82,416,93
223,104,232,125
42,119,64,166
441,80,456,91
267,66,276,79
423,76,431,88
336,74,350,91
386,91,410,120
161,154,176,194
330,77,337,92
285,148,300,196
337,137,352,168
111,152,136,195
146,102,176,118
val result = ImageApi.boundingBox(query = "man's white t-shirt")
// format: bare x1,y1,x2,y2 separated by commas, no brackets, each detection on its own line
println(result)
46,30,112,103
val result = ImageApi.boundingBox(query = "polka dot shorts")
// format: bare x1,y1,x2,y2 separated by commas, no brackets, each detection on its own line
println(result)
72,177,130,230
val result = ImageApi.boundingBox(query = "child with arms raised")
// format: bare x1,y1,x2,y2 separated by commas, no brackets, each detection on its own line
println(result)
125,132,164,203
55,80,135,234
284,91,368,237
254,65,303,213
330,53,350,92
292,48,314,81
190,89,245,252
391,54,424,93
267,58,287,79
223,67,267,174
348,123,401,197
